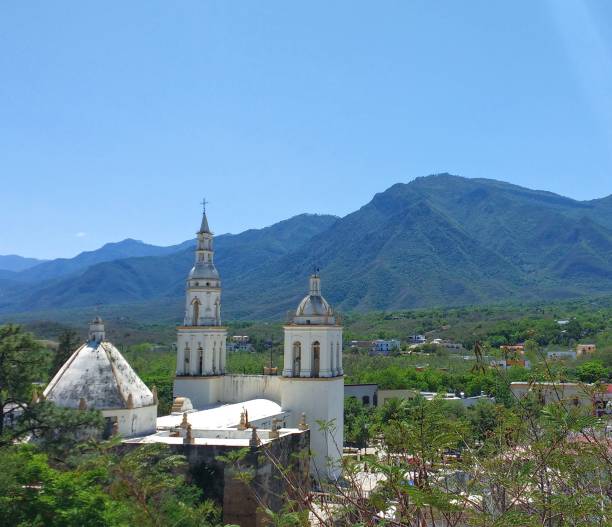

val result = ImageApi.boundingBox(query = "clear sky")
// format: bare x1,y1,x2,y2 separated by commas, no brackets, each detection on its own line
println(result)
2,1,612,259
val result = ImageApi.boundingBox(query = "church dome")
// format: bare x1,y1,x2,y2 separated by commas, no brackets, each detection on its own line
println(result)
44,318,155,411
292,274,336,325
188,262,220,280
296,294,332,318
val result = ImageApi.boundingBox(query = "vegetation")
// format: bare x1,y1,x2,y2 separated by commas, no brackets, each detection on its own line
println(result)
0,325,222,527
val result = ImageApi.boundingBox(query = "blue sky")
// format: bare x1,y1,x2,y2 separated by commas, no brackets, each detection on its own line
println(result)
2,1,612,259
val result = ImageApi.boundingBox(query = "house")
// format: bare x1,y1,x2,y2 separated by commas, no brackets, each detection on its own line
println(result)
500,344,525,356
345,384,378,407
491,358,531,370
510,382,612,416
371,339,401,354
227,335,254,352
408,335,427,344
547,350,577,361
431,338,464,353
350,340,373,351
576,344,597,356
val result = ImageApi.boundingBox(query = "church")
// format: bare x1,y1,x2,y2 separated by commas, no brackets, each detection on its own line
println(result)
172,206,344,479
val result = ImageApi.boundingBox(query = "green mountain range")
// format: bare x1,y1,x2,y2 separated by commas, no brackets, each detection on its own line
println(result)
2,174,612,321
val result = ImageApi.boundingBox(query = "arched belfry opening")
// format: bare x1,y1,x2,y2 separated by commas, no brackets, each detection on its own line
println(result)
191,298,201,326
293,341,301,377
312,341,320,377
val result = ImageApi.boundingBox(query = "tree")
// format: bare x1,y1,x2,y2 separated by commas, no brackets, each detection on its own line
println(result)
50,329,80,378
576,360,609,383
0,324,101,448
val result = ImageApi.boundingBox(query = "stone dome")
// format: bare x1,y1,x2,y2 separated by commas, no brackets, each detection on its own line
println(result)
292,274,336,325
296,294,333,318
188,262,220,280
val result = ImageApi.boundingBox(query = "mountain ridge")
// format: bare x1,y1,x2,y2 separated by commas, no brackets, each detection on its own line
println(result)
2,175,612,320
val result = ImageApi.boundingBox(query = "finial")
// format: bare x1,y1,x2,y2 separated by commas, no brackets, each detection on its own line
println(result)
298,412,308,431
180,412,189,429
184,423,194,444
238,409,247,430
249,426,260,448
126,393,134,409
269,418,280,439
201,197,208,213
111,417,119,437
244,408,250,428
78,397,87,410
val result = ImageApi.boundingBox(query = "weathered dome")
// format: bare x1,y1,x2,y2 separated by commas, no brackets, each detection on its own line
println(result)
43,339,155,411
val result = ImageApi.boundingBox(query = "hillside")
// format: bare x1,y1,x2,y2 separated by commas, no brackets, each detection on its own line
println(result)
2,175,612,321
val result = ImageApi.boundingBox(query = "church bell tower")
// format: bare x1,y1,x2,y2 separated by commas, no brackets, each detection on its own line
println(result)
175,202,227,378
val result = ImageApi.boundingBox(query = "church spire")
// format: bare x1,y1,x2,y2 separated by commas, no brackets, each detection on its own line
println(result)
185,203,221,327
199,198,211,234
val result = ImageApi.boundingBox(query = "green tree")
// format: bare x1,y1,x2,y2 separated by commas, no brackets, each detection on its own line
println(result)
576,360,609,383
0,324,101,448
50,329,80,378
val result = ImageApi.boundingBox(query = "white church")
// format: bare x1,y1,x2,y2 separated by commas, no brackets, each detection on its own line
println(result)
43,206,344,481
172,207,344,478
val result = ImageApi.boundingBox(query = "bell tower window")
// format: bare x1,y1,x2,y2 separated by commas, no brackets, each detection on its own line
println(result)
192,298,200,325
293,342,301,377
312,341,320,377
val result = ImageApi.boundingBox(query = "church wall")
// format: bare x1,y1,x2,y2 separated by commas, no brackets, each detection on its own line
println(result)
220,374,282,405
123,430,310,527
280,376,344,480
173,376,224,408
103,404,157,438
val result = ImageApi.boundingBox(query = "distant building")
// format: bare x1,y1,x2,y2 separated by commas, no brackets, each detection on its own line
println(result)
376,389,494,408
547,350,577,361
371,339,401,354
345,384,378,407
491,358,531,370
350,340,373,351
350,339,401,354
576,344,597,356
510,382,612,416
500,344,525,356
227,335,254,352
408,334,427,344
431,338,464,353
377,389,417,406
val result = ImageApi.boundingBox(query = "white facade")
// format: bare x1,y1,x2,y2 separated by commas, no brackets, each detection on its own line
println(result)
172,211,344,480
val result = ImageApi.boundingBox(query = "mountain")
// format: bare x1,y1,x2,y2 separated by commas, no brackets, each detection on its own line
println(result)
0,254,45,272
2,175,612,321
221,175,612,317
10,238,194,283
0,214,339,314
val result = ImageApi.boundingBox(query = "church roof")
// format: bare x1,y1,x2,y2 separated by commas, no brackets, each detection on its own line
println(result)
43,339,154,411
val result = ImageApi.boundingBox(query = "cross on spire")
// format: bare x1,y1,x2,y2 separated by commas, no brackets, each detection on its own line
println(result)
201,198,209,213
